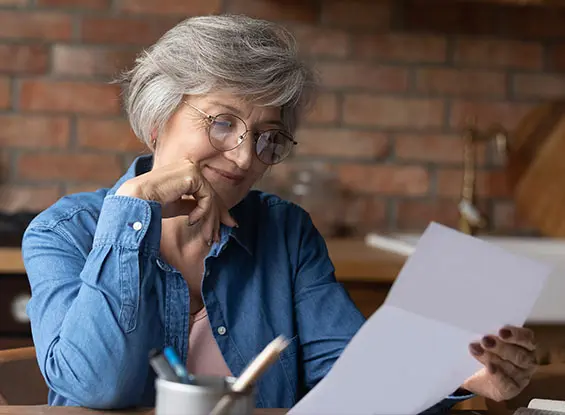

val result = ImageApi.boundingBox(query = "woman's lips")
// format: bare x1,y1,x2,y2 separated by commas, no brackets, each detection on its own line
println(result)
207,166,245,183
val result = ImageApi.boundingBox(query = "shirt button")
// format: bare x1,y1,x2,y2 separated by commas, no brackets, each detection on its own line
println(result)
132,221,143,231
217,326,227,335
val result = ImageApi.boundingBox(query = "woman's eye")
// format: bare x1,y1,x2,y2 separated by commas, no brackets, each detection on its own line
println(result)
213,120,232,129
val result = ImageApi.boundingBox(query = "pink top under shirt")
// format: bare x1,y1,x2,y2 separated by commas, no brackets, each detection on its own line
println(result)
186,307,233,377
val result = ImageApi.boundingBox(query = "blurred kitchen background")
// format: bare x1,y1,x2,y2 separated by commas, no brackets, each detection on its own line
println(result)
1,0,565,410
1,0,564,237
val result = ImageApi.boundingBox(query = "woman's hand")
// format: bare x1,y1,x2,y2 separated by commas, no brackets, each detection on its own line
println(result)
462,325,537,402
116,159,237,245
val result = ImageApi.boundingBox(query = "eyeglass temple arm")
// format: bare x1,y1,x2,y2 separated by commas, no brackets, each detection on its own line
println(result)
184,101,213,120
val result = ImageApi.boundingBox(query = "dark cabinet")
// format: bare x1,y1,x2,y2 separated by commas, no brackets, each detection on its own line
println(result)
0,274,33,350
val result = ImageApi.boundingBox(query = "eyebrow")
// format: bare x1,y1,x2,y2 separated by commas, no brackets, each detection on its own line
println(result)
207,101,286,130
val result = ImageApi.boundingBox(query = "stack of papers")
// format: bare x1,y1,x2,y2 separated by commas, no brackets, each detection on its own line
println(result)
289,222,552,415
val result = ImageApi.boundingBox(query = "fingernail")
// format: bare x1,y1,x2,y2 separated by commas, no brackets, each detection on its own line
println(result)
499,329,512,339
483,336,496,348
470,343,484,356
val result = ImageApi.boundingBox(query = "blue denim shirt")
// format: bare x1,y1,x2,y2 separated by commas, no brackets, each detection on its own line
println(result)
22,155,472,411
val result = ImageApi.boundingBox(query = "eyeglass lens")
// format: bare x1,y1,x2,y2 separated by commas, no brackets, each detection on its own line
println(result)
208,114,292,165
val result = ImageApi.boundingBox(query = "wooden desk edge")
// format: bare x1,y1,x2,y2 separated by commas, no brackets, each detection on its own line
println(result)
0,407,288,415
0,240,405,283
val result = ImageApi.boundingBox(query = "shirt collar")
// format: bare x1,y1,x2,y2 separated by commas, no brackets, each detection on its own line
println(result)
108,154,255,255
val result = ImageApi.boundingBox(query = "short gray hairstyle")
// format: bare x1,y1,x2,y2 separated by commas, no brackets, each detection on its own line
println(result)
118,14,318,147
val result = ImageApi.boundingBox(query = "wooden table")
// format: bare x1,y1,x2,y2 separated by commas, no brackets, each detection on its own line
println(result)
0,239,406,282
0,409,286,415
0,407,496,415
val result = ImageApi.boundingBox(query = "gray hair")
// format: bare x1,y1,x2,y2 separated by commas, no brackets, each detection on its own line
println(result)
118,14,318,147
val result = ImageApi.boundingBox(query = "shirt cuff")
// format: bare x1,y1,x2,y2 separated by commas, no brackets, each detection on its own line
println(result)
93,195,162,252
447,388,476,401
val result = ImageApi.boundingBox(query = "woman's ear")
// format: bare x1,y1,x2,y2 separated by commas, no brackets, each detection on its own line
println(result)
150,130,157,151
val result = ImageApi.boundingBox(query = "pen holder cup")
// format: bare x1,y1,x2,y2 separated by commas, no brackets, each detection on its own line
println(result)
155,376,255,415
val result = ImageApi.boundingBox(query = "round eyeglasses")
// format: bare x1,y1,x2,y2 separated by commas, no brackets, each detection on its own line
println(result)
186,102,297,165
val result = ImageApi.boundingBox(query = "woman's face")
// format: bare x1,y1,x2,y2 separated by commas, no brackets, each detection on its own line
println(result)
152,92,282,209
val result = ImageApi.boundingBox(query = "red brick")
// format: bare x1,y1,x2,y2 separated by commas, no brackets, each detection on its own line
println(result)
17,153,122,183
395,134,487,165
293,25,350,58
343,95,444,129
337,164,429,196
0,185,62,213
53,45,137,77
0,77,9,109
318,62,408,92
450,101,534,130
403,0,500,36
492,200,535,231
304,92,339,124
37,0,109,9
66,183,107,194
20,80,121,115
396,199,460,230
119,0,220,15
340,195,388,236
505,7,565,39
226,0,317,23
454,39,543,70
0,150,10,181
437,168,511,198
0,11,72,41
352,34,447,63
295,129,389,159
81,17,176,45
77,118,146,152
0,44,49,75
549,44,565,72
321,0,391,30
258,159,334,190
0,115,69,148
513,74,565,99
416,68,506,98
0,0,27,5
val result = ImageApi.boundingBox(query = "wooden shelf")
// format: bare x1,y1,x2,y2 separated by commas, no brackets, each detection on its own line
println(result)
0,248,24,274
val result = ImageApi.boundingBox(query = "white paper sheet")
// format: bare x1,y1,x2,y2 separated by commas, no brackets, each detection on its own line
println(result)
289,222,552,415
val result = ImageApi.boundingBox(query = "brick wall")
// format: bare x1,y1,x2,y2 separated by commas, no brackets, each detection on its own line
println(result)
0,0,564,237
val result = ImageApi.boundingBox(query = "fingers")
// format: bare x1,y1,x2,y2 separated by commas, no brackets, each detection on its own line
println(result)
488,354,531,387
130,160,238,246
479,334,537,370
469,344,532,399
199,210,216,246
498,325,536,352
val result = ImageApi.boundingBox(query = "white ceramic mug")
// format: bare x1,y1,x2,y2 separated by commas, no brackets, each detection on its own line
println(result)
155,375,255,415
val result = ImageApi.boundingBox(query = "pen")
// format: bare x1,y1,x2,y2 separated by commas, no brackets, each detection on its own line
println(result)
149,349,180,382
163,346,195,384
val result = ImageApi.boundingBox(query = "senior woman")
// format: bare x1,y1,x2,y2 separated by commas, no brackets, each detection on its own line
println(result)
22,14,537,412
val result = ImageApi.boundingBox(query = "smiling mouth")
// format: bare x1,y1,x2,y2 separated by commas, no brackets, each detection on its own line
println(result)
208,166,245,183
